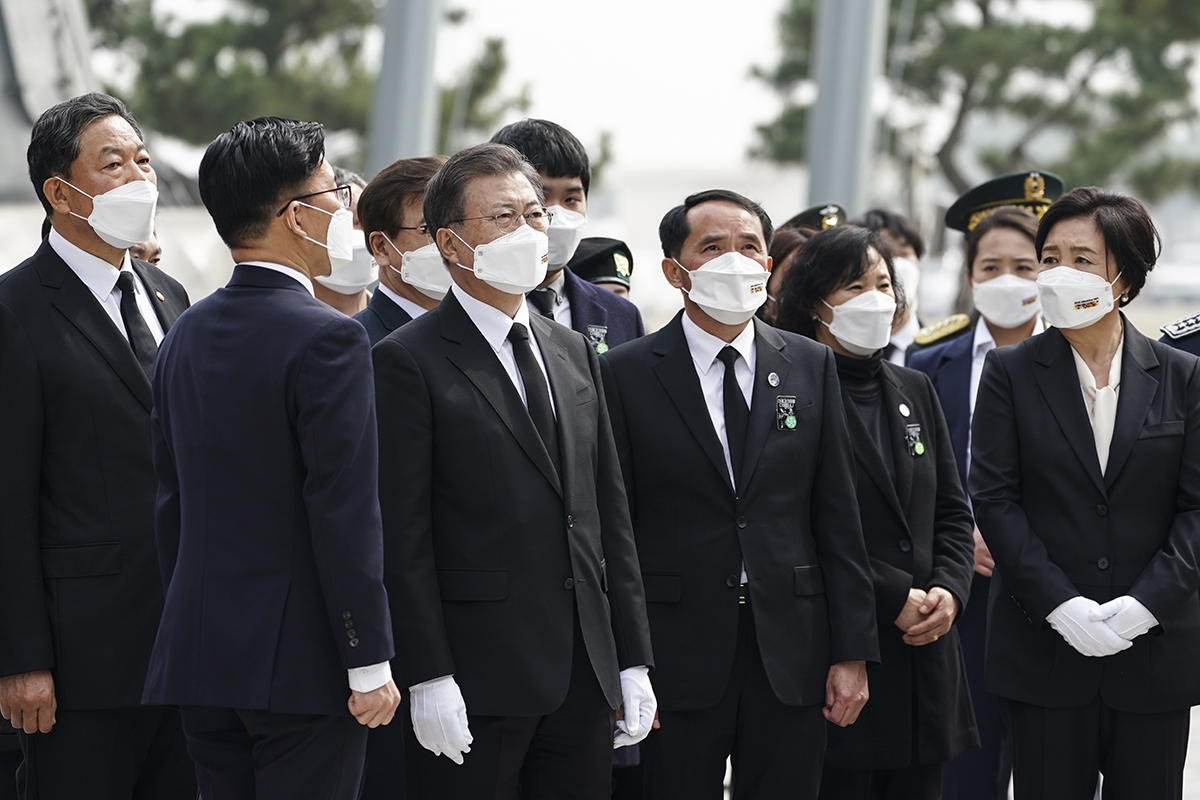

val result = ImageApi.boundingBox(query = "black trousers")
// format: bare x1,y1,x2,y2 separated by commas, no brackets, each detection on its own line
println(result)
1001,696,1190,800
17,706,194,800
0,733,20,800
819,762,942,800
360,696,407,800
644,604,827,800
406,616,615,800
180,706,366,800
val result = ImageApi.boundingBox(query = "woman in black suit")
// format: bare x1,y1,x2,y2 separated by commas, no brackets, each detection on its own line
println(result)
775,225,977,800
969,186,1200,800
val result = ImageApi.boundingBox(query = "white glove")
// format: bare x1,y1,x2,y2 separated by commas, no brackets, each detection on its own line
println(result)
1089,595,1159,641
409,675,473,765
613,665,656,748
1047,596,1133,658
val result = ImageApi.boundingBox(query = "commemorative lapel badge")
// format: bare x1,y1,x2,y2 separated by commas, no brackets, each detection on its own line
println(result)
155,290,165,301
776,395,798,430
587,324,609,354
767,371,780,387
905,423,925,456
899,403,911,418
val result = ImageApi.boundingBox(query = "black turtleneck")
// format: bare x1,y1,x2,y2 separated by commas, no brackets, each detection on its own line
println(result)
834,352,896,487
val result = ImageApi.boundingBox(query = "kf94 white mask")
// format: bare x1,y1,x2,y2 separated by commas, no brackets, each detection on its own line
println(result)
316,240,377,295
822,290,897,356
892,257,921,313
1036,266,1122,331
58,177,158,250
451,224,550,295
546,205,586,268
385,239,451,301
972,273,1041,328
676,251,770,326
298,204,357,278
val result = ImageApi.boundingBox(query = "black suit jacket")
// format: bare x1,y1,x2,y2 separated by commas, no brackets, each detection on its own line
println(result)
971,320,1200,712
825,360,977,769
0,240,188,709
354,289,414,346
599,313,878,711
142,265,393,716
373,290,653,717
562,268,644,352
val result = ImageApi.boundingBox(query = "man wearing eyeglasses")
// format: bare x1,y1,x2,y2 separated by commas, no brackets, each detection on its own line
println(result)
142,117,400,799
372,142,655,799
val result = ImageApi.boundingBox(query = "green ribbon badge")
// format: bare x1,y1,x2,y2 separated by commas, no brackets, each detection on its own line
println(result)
785,415,797,429
914,441,925,456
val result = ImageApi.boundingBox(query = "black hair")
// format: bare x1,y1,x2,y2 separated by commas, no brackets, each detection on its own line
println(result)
198,117,326,249
358,155,446,249
490,119,591,195
423,143,543,247
658,189,775,260
773,224,906,340
1035,186,1159,306
332,165,367,189
851,208,925,259
27,92,144,215
965,205,1039,275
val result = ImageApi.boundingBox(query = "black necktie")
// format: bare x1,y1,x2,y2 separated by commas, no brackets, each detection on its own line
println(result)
507,323,561,474
116,271,157,379
717,346,749,488
527,288,557,319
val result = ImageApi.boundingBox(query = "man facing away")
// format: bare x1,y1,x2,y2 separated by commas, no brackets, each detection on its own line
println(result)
142,117,400,800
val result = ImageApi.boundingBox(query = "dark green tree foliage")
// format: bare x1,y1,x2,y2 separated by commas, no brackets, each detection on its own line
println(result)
754,0,1200,201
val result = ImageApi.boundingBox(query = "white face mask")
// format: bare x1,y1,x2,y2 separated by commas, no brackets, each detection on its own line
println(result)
315,240,376,295
822,290,897,356
58,177,158,250
676,251,770,326
892,257,921,314
451,224,549,295
386,239,450,301
973,273,1041,328
546,205,586,268
1036,266,1122,331
298,203,357,277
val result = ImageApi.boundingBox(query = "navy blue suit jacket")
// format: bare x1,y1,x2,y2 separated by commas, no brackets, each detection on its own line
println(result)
1160,331,1200,358
562,268,644,351
144,265,394,716
907,330,974,491
355,290,414,346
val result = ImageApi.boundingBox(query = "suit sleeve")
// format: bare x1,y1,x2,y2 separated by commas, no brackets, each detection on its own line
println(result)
372,337,456,687
920,372,975,612
591,345,654,669
0,301,55,679
1130,356,1200,622
295,316,394,671
150,351,180,591
811,347,880,665
970,349,1079,622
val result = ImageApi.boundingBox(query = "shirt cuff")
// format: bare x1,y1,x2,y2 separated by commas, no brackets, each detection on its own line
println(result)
347,661,392,693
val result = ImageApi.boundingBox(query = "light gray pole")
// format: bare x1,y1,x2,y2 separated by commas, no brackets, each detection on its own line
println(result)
366,0,440,176
806,0,889,213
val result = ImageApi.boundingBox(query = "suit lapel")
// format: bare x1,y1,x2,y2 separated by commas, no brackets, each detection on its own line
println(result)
563,269,606,336
842,381,909,526
439,294,562,497
39,242,152,411
738,320,789,493
651,313,734,494
131,259,186,332
1104,322,1158,487
881,363,916,516
1031,328,1106,495
370,290,414,333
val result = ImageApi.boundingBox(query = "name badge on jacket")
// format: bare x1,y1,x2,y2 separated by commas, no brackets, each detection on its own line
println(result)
905,423,925,456
777,396,797,430
587,324,609,354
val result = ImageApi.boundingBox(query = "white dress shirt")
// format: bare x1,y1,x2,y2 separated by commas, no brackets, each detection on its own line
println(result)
51,229,165,344
1069,333,1124,476
377,283,429,320
244,260,391,693
526,269,573,328
453,283,555,415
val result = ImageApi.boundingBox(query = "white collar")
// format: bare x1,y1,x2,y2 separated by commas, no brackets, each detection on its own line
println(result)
241,261,315,296
1070,331,1124,396
49,227,131,301
451,282,533,354
377,283,429,319
973,313,1044,356
680,311,756,376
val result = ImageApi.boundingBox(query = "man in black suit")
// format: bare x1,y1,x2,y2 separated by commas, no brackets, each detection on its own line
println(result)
373,142,655,799
491,119,645,353
600,190,879,800
354,155,448,345
143,117,400,800
0,93,195,799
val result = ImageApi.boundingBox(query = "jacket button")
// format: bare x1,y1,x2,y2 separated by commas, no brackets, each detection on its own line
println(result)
736,516,748,529
1096,504,1108,516
564,578,575,590
342,612,352,620
1098,557,1110,570
567,515,575,528
899,539,912,553
349,638,359,648
727,575,739,588
344,620,353,629
347,629,356,638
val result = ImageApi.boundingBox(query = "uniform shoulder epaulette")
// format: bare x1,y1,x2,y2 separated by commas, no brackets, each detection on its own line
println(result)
913,313,971,346
1161,311,1200,340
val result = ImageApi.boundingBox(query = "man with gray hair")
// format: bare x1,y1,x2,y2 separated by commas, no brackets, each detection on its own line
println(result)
372,142,655,798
